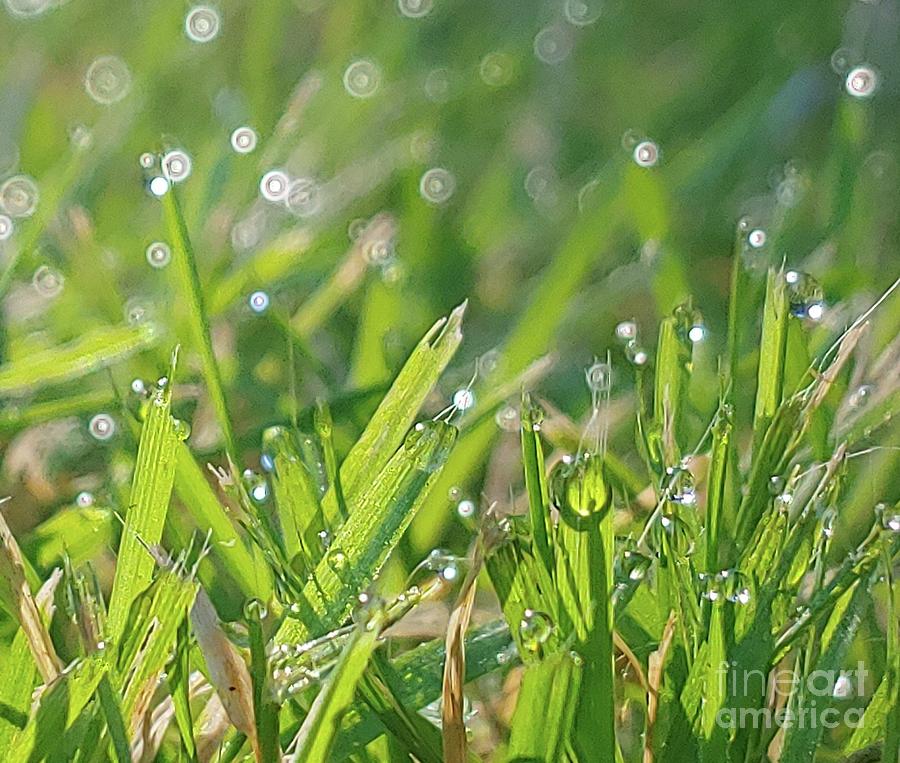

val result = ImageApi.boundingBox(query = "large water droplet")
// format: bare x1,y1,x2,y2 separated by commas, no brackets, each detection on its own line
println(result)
419,167,456,204
343,59,381,98
785,271,825,320
88,413,116,441
230,126,257,154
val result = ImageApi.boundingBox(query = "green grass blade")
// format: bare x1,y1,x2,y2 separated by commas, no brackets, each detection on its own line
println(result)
653,308,694,464
168,616,198,763
173,445,267,599
332,621,512,758
106,361,183,641
520,395,553,577
780,581,872,763
0,323,155,396
752,268,789,451
161,188,236,458
96,673,131,763
506,652,582,762
276,420,457,644
287,620,382,763
325,302,465,527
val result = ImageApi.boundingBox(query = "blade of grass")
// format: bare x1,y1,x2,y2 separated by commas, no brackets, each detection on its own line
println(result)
276,420,457,644
105,353,182,641
0,323,155,396
332,620,512,759
286,617,383,763
161,188,236,458
752,268,789,452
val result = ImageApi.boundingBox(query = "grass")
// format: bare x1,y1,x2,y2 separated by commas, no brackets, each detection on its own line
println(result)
1,0,899,760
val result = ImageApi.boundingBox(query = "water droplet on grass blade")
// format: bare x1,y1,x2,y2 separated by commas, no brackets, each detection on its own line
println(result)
848,384,873,408
564,0,602,26
457,499,476,519
625,340,649,366
139,152,156,169
419,167,455,204
452,388,475,411
33,264,64,297
615,320,638,342
845,65,877,98
185,5,220,42
230,126,257,154
89,413,116,441
260,169,289,202
248,290,270,313
84,56,132,104
162,150,192,183
479,52,513,87
146,241,171,268
632,140,659,168
785,271,825,320
76,491,94,508
397,0,432,17
747,228,767,248
286,177,321,217
533,25,572,65
0,214,13,240
0,175,38,217
343,59,381,98
148,176,169,197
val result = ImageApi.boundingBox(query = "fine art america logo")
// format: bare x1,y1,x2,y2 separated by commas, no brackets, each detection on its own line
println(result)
714,662,868,730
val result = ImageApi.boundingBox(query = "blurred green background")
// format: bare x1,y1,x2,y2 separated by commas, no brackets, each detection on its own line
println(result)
0,0,898,619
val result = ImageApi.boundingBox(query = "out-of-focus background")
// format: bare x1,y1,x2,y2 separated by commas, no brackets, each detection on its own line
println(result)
0,0,898,623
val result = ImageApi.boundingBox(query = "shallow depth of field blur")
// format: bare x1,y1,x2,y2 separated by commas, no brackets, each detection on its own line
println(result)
1,0,899,758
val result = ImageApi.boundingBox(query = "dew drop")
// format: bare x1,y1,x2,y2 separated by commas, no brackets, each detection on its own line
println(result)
148,176,169,197
75,491,94,508
479,52,513,87
397,0,432,18
286,177,321,217
230,126,257,154
161,150,192,183
130,378,147,395
32,264,64,297
88,413,116,441
457,499,476,519
343,59,381,98
849,384,874,409
4,0,53,18
185,5,220,43
452,388,476,411
139,152,156,170
564,0,602,26
768,475,786,496
830,48,855,75
145,241,171,268
326,549,349,574
519,609,553,651
785,271,825,320
419,167,456,204
533,25,572,65
248,290,269,314
688,324,706,342
747,228,767,249
260,169,289,202
625,340,649,366
243,598,267,620
84,56,132,105
172,418,191,440
614,320,638,342
0,175,39,218
494,404,519,432
0,214,13,241
424,67,451,102
632,140,659,168
845,65,877,99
